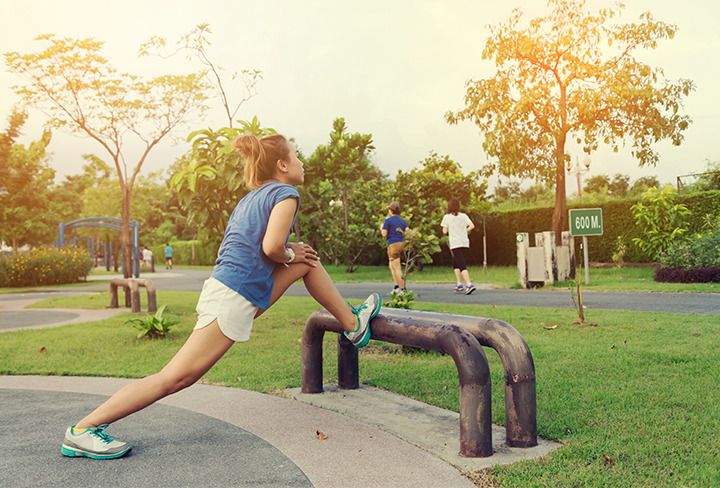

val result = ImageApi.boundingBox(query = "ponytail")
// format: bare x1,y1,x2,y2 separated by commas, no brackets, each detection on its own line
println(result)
233,133,290,189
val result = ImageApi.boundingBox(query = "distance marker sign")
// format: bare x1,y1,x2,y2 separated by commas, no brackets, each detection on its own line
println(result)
569,208,603,236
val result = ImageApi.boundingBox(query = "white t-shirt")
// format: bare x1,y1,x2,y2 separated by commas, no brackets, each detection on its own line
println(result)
441,212,473,249
142,248,153,263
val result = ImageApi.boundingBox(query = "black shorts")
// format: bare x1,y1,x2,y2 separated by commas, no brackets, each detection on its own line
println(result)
450,247,469,271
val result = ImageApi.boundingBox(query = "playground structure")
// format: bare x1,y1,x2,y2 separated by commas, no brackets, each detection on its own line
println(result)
302,308,537,457
58,217,140,277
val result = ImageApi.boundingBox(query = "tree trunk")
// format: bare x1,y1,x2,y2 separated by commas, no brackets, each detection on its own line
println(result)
552,136,568,246
121,184,132,278
553,81,569,247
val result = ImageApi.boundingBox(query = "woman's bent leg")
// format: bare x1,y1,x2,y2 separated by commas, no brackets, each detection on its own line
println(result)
76,320,234,428
258,262,356,331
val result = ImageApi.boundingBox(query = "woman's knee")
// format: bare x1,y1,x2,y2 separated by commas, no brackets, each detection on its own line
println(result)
156,369,201,395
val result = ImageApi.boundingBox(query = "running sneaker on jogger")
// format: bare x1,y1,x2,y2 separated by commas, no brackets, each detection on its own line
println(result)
454,284,465,293
344,292,382,349
61,424,132,460
465,283,477,295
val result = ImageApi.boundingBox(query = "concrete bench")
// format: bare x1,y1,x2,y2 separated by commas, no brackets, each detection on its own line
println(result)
109,278,157,313
302,308,537,457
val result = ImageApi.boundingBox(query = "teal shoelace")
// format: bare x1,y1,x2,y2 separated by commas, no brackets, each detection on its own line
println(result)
347,302,370,333
88,424,114,444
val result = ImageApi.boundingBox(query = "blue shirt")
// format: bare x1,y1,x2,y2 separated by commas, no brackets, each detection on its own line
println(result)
211,182,300,309
382,215,408,245
164,245,173,258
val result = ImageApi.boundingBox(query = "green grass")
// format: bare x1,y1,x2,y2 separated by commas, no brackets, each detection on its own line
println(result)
4,292,719,486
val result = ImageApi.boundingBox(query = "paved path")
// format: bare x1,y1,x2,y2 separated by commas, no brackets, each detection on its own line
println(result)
0,292,123,333
75,269,720,314
0,376,474,488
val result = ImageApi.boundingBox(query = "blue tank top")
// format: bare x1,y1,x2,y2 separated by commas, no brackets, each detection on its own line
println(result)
211,182,299,309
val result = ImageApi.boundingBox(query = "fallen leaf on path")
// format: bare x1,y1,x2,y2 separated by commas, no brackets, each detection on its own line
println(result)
316,430,328,440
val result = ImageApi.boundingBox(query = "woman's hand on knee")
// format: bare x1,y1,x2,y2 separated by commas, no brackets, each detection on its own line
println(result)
289,242,319,267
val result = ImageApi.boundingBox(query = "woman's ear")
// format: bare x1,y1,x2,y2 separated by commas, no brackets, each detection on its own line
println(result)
277,159,289,173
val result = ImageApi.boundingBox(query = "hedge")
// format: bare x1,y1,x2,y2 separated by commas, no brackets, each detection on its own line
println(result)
0,247,93,287
152,239,220,267
462,190,720,266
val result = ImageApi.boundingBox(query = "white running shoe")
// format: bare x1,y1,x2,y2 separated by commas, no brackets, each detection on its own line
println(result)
344,293,382,348
61,424,132,460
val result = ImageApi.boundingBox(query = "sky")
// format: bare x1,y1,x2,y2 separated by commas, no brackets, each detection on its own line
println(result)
2,0,719,193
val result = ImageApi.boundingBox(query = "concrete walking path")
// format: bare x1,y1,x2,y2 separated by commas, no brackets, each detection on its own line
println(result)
0,376,476,488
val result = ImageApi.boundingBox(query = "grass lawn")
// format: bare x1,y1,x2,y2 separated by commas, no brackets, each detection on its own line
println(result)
5,291,719,486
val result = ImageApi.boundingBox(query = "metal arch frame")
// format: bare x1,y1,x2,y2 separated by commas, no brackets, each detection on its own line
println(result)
58,216,141,278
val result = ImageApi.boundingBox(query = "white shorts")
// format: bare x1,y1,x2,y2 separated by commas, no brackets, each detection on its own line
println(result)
194,277,257,342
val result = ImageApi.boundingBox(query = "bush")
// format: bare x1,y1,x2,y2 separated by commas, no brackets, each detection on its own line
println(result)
0,247,93,287
125,305,177,339
659,230,720,270
655,267,720,283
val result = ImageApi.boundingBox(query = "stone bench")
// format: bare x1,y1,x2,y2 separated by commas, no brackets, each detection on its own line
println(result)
109,278,157,313
301,308,537,457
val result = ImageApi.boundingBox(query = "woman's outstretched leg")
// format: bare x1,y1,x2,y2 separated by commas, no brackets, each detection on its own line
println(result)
76,321,233,428
62,321,234,459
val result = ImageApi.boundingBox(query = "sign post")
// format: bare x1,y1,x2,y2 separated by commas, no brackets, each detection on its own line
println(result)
568,208,603,285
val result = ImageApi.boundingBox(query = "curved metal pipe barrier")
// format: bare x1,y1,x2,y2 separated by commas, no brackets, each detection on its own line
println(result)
378,309,537,448
109,278,157,313
302,309,493,457
302,307,538,452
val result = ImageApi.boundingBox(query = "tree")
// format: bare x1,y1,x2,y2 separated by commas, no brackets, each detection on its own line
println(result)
392,153,487,271
393,152,488,227
5,34,208,276
583,174,611,195
0,112,55,247
298,118,388,272
48,154,114,223
446,0,694,244
629,176,660,196
139,24,262,128
170,117,276,239
608,174,630,198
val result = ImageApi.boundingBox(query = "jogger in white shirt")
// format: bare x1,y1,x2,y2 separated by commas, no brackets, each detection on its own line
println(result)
440,199,476,295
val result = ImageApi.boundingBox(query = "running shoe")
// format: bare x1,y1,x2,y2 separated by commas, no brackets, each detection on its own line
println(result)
465,283,477,295
345,293,382,348
61,424,132,460
454,284,465,293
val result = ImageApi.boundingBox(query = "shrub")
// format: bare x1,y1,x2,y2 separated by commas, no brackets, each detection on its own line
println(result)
630,186,690,261
125,305,177,339
386,290,417,309
0,247,93,287
659,230,720,270
655,267,720,283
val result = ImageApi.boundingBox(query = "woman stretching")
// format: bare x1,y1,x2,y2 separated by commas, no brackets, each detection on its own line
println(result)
61,133,381,459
